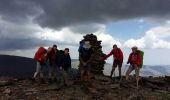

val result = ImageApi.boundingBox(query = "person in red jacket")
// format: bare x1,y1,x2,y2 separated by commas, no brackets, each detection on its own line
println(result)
33,47,47,80
126,46,142,80
47,45,58,81
102,44,123,79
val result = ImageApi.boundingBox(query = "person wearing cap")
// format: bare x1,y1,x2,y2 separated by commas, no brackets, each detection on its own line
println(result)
79,41,94,82
47,45,58,82
126,46,142,80
101,44,123,79
60,48,71,86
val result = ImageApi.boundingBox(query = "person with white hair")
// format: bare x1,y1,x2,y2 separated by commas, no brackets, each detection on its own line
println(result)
126,46,142,81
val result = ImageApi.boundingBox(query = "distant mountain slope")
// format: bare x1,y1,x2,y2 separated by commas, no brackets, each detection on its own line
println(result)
0,55,79,78
0,55,36,77
71,61,170,76
104,64,170,77
0,55,170,77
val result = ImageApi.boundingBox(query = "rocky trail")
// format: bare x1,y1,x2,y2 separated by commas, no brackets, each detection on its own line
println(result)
1,75,170,100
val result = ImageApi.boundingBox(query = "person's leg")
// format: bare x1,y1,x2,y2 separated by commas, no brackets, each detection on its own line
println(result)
49,63,53,79
110,62,117,78
87,71,90,82
57,66,62,81
81,69,85,81
40,63,45,79
33,62,41,78
125,65,134,80
64,67,69,85
86,63,91,82
53,63,57,80
61,68,67,85
118,63,123,78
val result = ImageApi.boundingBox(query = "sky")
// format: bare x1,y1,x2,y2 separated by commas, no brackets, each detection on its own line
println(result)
0,0,170,65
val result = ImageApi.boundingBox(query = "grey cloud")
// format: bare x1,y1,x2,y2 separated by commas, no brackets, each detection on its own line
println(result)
1,0,170,50
0,0,41,24
35,0,170,29
69,24,103,34
1,0,170,30
1,0,170,29
0,37,78,51
0,38,48,50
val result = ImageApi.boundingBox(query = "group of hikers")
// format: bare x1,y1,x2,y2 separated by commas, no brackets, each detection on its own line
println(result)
101,44,144,84
33,40,144,86
33,45,71,85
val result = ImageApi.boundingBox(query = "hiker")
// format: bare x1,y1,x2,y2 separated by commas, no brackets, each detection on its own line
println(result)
33,47,47,80
101,44,123,79
125,46,143,81
55,49,64,81
79,41,94,82
60,48,71,86
47,45,58,81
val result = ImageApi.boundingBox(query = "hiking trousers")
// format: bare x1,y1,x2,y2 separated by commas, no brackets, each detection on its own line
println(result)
61,69,68,85
49,62,57,79
33,61,46,78
126,65,140,77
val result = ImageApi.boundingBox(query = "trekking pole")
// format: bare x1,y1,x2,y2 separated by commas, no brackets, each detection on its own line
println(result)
136,68,139,90
137,77,139,89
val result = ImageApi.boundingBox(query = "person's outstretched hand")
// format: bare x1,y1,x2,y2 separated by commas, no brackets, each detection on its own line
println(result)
100,57,106,61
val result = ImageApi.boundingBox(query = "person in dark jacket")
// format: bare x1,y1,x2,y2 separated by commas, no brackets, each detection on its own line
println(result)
79,41,94,82
61,48,71,86
54,49,63,81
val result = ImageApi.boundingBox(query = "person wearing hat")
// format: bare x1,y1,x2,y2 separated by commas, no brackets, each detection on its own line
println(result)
79,41,94,82
125,46,142,80
101,44,123,79
60,48,71,86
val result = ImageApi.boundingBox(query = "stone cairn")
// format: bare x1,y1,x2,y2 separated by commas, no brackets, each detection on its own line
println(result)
79,33,106,75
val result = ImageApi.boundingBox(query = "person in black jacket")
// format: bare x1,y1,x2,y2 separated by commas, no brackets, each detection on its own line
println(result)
54,49,63,82
61,48,71,86
79,41,93,82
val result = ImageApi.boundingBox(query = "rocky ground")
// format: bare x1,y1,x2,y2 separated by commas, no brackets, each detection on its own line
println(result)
1,75,170,100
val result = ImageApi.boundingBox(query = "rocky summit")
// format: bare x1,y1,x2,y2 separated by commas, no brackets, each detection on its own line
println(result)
1,75,170,100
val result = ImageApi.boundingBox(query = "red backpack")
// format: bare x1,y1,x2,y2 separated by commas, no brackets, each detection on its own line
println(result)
34,47,47,62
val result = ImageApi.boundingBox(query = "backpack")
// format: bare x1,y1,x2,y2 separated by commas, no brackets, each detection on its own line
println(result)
34,47,47,62
138,50,144,67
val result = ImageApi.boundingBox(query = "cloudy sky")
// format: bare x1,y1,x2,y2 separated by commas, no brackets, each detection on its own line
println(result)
0,0,170,65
